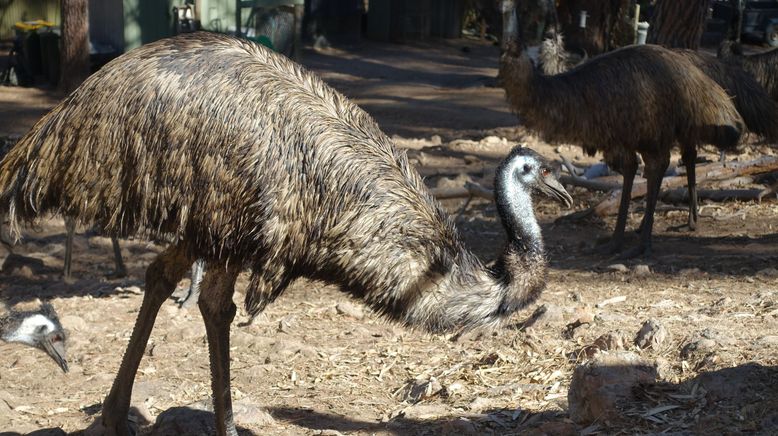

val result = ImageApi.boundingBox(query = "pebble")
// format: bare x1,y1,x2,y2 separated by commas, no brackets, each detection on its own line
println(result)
607,263,629,273
634,319,669,349
335,301,365,320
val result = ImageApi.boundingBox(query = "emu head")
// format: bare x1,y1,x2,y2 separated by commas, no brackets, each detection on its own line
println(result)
3,302,68,372
498,147,573,208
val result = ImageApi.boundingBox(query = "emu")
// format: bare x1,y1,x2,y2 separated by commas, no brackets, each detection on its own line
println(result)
499,14,744,257
1,136,205,306
536,30,778,232
0,32,571,436
719,41,778,102
0,301,68,372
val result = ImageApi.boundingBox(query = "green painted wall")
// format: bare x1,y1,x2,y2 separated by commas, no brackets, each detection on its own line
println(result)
199,0,236,34
0,0,60,39
122,0,175,50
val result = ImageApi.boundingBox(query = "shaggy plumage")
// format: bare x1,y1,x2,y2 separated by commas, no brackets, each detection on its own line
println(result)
719,41,778,102
536,34,778,231
0,32,571,436
500,40,744,255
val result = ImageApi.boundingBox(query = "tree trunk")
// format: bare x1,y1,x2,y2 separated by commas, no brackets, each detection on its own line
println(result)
647,0,711,49
556,0,634,55
59,0,90,94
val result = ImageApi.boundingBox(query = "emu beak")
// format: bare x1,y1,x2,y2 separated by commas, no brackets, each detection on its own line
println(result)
539,171,573,208
42,334,68,373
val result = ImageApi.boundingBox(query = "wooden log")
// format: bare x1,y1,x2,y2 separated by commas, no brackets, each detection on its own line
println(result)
660,188,764,203
430,182,494,200
592,156,778,216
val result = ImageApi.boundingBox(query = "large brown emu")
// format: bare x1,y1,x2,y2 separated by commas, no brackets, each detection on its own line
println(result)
719,41,778,102
0,32,571,436
500,14,744,257
536,31,778,232
0,301,68,372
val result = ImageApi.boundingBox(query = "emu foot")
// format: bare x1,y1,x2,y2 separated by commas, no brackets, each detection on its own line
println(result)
84,416,138,436
177,289,199,309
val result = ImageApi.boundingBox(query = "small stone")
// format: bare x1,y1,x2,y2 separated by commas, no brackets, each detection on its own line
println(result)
400,403,449,420
523,304,565,328
632,264,651,276
593,331,626,352
232,399,275,426
404,377,443,402
757,335,778,345
444,381,465,396
568,351,658,424
634,319,669,350
335,301,364,320
680,338,717,359
607,263,629,273
468,396,498,412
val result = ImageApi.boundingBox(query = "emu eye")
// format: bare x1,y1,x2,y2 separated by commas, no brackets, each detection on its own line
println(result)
51,334,63,343
541,168,551,177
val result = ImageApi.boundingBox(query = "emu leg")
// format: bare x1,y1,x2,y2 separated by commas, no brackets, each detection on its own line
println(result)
63,218,75,281
594,153,638,254
100,244,191,435
110,237,128,278
178,259,206,308
683,147,698,231
198,263,240,436
621,153,670,258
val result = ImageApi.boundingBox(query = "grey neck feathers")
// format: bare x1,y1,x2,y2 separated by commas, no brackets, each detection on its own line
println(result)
495,168,543,257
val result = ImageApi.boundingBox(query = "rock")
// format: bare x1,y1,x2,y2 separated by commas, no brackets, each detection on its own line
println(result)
757,335,778,345
444,381,465,396
441,418,480,435
399,403,450,420
232,399,275,426
468,397,499,412
523,304,565,328
152,401,214,436
60,314,87,331
404,377,443,402
607,263,629,273
335,301,364,320
568,351,659,424
634,319,669,350
593,331,627,352
680,338,717,359
632,264,651,277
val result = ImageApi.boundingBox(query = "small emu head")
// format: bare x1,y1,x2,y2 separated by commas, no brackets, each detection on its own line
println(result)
499,147,573,208
3,302,68,372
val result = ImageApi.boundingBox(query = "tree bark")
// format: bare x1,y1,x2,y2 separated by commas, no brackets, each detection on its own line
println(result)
647,0,711,49
59,0,90,94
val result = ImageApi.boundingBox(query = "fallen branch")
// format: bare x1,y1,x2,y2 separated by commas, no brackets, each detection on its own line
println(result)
592,156,778,216
430,181,493,200
660,188,764,203
417,164,489,177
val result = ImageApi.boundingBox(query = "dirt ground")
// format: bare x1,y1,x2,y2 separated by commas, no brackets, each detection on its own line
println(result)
1,38,778,436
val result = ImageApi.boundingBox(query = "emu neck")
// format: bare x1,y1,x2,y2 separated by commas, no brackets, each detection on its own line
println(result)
495,173,543,257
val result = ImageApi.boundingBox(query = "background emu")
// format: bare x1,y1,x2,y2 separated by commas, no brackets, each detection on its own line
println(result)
537,31,778,231
0,32,571,436
500,23,743,256
0,301,68,372
719,41,778,102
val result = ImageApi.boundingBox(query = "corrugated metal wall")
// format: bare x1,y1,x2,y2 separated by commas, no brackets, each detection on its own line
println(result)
0,0,61,39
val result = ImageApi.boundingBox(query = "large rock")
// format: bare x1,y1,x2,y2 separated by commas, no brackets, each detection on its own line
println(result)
568,351,658,424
